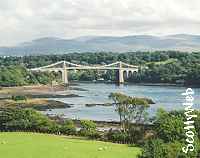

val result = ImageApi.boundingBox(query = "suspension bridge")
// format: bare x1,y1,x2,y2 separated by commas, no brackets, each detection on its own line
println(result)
29,61,139,84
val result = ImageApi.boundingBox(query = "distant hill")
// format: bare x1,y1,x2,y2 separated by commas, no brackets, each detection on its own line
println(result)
1,34,200,56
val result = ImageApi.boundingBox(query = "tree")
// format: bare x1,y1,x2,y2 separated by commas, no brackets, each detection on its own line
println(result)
1,51,200,86
109,93,150,133
141,109,200,158
0,108,55,133
154,109,185,142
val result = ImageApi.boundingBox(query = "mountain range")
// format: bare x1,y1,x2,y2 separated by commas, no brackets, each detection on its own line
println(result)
1,34,200,56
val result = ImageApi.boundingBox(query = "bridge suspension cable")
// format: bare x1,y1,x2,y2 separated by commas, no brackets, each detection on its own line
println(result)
29,61,139,84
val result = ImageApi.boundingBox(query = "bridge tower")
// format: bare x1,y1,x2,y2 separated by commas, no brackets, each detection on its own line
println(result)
29,60,139,85
118,61,124,84
62,61,69,84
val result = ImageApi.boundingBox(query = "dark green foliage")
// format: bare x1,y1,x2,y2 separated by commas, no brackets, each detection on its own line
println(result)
185,64,200,86
0,108,55,133
154,109,185,142
0,108,76,135
0,66,31,86
140,139,167,158
0,65,60,86
128,126,146,144
80,120,97,131
0,51,200,86
105,126,146,144
108,93,150,144
79,120,100,139
141,139,199,158
165,141,198,158
11,95,27,101
87,130,101,139
109,93,149,133
106,129,130,144
79,71,96,81
194,111,200,139
141,109,200,158
60,119,76,135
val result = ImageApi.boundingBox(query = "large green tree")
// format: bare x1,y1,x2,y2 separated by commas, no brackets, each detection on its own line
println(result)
109,93,150,132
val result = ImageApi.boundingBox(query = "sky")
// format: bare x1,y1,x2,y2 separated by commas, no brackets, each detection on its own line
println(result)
0,0,200,46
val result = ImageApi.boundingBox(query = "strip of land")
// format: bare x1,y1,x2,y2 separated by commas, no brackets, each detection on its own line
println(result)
0,85,81,99
0,85,80,110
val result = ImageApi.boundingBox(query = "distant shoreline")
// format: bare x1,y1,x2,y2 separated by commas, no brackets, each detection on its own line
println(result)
1,81,199,90
70,81,186,87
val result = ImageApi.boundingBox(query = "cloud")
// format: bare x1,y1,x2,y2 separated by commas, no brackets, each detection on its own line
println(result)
0,0,200,46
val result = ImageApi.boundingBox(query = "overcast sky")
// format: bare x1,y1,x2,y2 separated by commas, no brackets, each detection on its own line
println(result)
1,0,200,46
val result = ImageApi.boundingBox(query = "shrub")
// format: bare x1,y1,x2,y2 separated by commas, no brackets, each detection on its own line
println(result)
48,122,61,134
79,120,97,137
140,109,200,158
165,141,199,158
11,95,27,101
60,119,76,135
0,108,56,133
140,139,167,158
80,120,96,131
106,129,130,144
88,130,101,139
141,139,199,158
129,126,145,144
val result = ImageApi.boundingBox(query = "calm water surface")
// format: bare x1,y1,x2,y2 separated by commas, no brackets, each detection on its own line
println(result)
44,83,200,121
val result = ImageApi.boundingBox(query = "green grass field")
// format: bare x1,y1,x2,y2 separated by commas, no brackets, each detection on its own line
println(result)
0,132,141,158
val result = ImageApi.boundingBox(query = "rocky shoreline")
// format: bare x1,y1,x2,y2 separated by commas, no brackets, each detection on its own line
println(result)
85,103,113,107
48,115,154,131
0,99,73,111
0,85,80,111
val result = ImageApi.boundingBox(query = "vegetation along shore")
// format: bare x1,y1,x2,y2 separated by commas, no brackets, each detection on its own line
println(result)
0,51,200,158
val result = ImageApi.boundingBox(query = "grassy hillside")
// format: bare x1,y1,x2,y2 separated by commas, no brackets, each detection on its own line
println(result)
0,132,141,158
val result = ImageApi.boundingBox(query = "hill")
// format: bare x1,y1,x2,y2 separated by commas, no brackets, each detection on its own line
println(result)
1,34,200,56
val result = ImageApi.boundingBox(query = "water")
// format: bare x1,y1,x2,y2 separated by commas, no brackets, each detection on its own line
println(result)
44,83,200,121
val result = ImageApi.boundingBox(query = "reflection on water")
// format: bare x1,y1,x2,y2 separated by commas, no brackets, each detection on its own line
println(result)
44,83,200,121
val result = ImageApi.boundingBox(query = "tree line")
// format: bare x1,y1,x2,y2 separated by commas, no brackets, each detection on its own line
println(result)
0,51,200,86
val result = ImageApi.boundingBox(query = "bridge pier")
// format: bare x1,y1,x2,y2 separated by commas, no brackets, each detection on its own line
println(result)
62,61,69,84
30,61,139,85
118,69,124,84
62,69,68,84
118,61,124,84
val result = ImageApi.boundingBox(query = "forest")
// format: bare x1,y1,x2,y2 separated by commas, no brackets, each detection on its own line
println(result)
0,51,200,86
